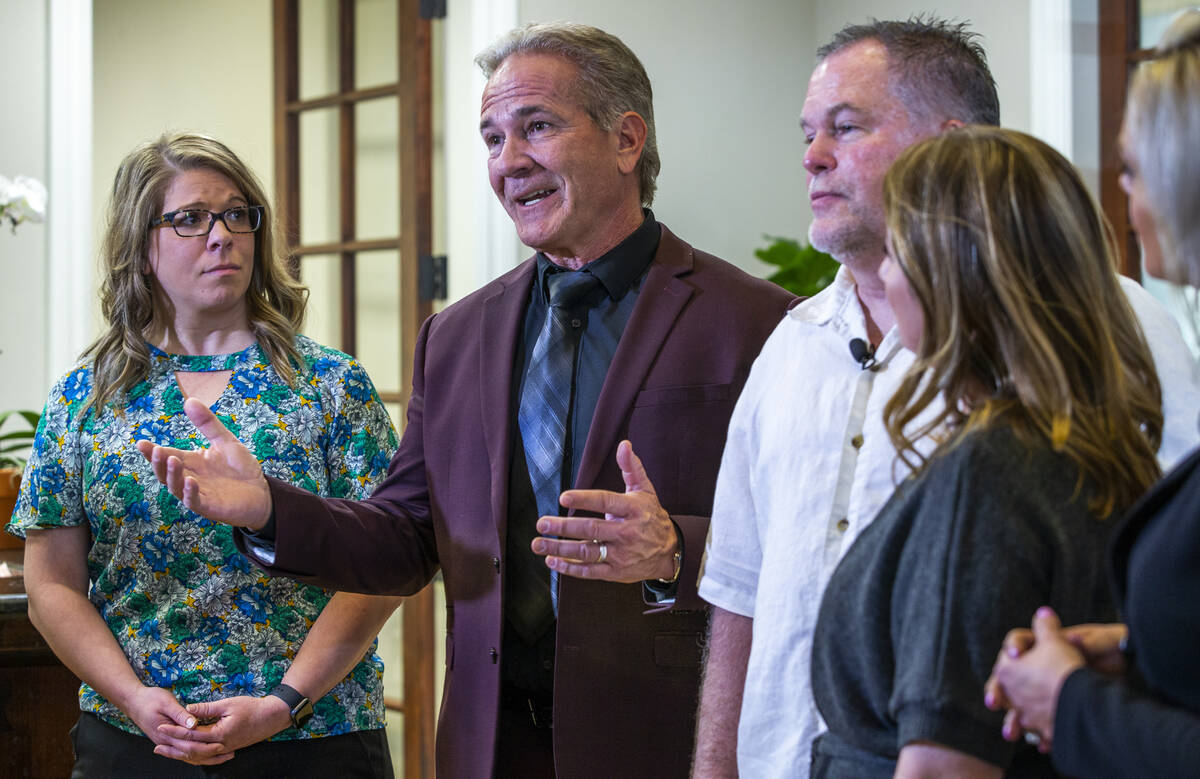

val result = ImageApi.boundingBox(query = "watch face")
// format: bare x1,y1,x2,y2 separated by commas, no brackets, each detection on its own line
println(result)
292,698,314,728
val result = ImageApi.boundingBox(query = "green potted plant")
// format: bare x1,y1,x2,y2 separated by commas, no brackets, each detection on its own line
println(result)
755,235,840,298
0,410,40,549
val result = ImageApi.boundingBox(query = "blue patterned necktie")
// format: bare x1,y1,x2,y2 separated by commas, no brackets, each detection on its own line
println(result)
517,269,600,620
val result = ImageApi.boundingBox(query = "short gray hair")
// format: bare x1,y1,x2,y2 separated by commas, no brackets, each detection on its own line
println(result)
817,15,1000,126
1126,8,1200,283
476,22,660,206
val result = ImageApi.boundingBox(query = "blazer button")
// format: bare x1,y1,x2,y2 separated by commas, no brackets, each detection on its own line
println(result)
491,556,500,572
489,647,499,664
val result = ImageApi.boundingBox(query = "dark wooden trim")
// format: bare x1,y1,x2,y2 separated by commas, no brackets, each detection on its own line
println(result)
273,0,301,277
291,238,403,256
286,83,401,112
415,11,434,323
1098,0,1140,278
273,2,438,773
402,585,437,779
339,0,357,354
399,4,437,775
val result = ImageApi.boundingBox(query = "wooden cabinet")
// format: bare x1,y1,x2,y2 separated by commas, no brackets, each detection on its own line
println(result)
0,550,80,778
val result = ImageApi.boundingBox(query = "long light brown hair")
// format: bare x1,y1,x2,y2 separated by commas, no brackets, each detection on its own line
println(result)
81,133,307,420
882,126,1162,517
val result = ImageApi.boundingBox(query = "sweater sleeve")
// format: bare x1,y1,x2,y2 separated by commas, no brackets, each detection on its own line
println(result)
1054,667,1200,778
889,435,1114,769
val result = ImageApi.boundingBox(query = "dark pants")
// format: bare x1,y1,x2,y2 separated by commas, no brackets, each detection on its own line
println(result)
494,687,555,778
69,713,393,779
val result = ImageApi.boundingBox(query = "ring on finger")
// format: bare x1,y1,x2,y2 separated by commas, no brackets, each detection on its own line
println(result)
1023,731,1042,746
596,542,608,564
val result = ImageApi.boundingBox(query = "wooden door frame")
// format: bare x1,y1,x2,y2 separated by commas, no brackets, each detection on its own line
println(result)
272,1,436,776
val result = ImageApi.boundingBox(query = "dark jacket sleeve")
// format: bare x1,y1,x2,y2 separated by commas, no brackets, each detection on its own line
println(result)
235,316,441,595
1054,667,1200,778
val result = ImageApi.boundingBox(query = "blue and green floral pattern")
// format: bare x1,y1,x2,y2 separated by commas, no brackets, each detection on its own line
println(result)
7,336,399,740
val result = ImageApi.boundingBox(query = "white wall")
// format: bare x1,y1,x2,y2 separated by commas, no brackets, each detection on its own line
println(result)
443,0,815,282
0,0,49,414
440,0,523,301
4,0,1103,409
92,1,275,238
524,0,815,276
810,0,1032,130
439,0,1061,289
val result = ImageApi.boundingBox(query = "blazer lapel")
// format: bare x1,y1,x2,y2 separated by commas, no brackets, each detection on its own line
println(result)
1110,445,1200,604
574,226,695,491
480,258,538,535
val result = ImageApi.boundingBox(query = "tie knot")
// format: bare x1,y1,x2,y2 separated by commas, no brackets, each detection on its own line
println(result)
546,270,600,310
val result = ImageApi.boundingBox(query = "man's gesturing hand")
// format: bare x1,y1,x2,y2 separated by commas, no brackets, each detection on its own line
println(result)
135,397,273,530
532,440,679,583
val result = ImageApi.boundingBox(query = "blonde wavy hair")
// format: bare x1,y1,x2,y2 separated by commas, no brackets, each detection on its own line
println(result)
81,133,307,419
882,126,1162,517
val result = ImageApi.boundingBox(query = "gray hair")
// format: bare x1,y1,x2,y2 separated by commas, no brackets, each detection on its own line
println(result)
476,22,660,206
817,15,1000,126
1126,8,1200,283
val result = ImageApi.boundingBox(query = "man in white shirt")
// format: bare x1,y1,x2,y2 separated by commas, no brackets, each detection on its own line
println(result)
691,16,1200,778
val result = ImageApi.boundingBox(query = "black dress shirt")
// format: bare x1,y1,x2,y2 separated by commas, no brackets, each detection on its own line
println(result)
502,211,660,692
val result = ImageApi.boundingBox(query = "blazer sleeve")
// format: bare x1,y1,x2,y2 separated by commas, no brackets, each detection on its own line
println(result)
236,316,441,595
642,512,708,611
1053,667,1200,777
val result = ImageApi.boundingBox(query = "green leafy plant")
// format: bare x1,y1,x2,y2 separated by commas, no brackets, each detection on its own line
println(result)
0,410,40,470
755,235,840,298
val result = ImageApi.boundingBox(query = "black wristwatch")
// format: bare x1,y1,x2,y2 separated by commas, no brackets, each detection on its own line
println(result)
269,683,314,729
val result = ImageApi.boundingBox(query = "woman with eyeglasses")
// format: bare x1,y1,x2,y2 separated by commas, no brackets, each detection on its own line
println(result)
986,11,1200,777
7,133,399,777
808,125,1163,778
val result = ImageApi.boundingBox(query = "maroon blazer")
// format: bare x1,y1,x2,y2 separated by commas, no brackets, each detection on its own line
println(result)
245,224,793,777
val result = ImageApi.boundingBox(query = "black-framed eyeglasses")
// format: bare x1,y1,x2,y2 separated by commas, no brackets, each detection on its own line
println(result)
149,205,264,237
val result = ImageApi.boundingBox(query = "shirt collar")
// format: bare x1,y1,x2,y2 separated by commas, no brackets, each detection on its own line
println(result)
533,209,660,304
790,264,906,358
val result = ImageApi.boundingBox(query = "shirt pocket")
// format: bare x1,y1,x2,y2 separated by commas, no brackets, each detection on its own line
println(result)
633,383,731,408
628,383,735,514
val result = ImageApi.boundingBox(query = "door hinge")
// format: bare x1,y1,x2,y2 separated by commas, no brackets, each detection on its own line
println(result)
420,0,447,20
419,254,448,301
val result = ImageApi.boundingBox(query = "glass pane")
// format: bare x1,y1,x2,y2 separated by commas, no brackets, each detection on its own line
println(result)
299,107,341,246
299,0,338,100
384,401,404,434
356,97,401,240
354,250,403,396
433,575,446,703
1140,0,1194,48
298,253,342,352
356,0,398,89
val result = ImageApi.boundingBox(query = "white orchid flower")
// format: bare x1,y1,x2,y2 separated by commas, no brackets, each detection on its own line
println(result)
0,174,48,233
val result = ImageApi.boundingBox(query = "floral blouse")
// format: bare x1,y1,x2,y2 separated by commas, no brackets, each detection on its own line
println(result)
8,336,399,740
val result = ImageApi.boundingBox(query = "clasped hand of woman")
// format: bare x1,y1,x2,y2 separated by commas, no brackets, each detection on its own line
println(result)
151,693,294,765
985,607,1128,751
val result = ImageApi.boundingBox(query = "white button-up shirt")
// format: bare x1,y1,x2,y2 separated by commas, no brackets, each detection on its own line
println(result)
698,267,1200,778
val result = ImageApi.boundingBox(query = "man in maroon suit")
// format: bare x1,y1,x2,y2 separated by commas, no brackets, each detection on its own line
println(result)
140,22,792,778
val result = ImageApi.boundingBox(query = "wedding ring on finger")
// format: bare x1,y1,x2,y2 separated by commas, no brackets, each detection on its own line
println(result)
595,542,608,564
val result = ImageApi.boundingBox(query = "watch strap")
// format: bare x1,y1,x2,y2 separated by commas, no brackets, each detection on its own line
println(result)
268,683,313,729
